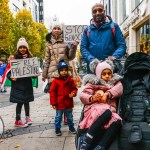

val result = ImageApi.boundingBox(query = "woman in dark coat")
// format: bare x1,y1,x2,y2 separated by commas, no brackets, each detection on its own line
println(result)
7,37,37,128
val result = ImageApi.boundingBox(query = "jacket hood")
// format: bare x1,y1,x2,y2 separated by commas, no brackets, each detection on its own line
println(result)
83,73,122,86
90,15,113,29
45,32,64,44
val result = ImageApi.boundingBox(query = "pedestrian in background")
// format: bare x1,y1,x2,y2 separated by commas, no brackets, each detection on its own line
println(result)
50,60,78,136
0,58,7,93
80,3,126,73
7,37,37,128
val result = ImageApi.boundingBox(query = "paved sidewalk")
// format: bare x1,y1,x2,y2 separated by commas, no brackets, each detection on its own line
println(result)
0,87,84,150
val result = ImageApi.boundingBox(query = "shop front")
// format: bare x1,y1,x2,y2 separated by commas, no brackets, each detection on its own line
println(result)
136,21,150,54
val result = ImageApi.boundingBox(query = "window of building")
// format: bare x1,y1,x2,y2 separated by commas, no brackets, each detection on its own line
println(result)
40,2,43,6
115,0,118,23
136,21,150,54
105,0,111,15
125,35,129,55
122,0,130,21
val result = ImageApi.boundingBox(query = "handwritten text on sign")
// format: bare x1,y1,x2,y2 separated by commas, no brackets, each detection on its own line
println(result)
63,25,88,42
10,57,39,78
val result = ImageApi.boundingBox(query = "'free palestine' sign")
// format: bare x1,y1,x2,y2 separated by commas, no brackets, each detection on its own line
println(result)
10,57,39,78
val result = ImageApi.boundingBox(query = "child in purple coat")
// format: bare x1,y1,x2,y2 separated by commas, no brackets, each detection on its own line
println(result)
79,59,123,150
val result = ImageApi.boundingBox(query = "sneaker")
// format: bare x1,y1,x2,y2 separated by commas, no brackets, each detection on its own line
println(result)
3,90,7,93
93,145,105,150
79,134,92,150
55,129,62,136
69,126,76,134
15,120,28,128
26,116,32,125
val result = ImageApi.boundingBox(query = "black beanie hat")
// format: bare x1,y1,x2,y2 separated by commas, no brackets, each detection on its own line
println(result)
57,60,68,74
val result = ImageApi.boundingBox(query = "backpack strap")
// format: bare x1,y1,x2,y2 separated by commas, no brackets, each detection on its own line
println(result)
86,26,91,37
86,22,116,38
110,22,116,38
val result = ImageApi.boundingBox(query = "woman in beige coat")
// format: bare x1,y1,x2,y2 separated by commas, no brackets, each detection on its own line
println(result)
42,23,78,84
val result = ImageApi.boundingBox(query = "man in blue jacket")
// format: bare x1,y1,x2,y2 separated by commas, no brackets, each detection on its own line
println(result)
80,3,126,73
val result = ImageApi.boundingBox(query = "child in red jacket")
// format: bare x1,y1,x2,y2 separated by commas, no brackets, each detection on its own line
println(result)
50,60,78,136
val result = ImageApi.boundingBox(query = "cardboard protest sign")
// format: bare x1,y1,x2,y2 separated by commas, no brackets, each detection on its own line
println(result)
10,57,39,78
63,25,88,42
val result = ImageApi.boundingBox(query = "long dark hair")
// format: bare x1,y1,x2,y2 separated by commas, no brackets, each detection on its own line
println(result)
14,49,33,59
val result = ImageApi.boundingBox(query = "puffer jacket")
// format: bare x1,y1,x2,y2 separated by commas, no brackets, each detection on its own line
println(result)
80,16,126,73
42,34,77,83
79,73,123,129
50,75,78,110
7,71,35,103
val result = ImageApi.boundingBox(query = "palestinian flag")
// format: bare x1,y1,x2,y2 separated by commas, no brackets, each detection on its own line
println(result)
1,56,14,88
11,62,18,66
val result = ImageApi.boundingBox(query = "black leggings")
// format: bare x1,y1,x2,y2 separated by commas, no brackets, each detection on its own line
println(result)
87,109,122,150
16,103,30,120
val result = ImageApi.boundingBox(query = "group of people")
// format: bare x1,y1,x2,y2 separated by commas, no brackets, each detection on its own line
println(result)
3,3,126,150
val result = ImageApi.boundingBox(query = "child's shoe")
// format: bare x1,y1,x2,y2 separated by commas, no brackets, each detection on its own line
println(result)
15,120,28,128
55,128,62,136
69,126,76,134
93,145,105,150
79,134,92,150
26,116,32,125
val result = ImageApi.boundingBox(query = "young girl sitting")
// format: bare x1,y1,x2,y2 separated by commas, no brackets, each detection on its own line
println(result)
79,59,123,150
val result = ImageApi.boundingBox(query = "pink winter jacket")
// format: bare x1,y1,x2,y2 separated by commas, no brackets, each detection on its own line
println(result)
79,73,123,129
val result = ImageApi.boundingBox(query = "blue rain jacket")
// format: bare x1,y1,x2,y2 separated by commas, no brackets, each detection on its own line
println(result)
80,16,126,73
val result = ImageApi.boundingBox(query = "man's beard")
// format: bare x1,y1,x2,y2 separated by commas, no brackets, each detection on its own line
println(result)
94,14,105,24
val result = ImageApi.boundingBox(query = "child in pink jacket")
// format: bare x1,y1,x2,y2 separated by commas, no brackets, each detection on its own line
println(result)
79,59,123,150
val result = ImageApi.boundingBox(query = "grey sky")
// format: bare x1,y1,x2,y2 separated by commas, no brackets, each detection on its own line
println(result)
43,0,100,29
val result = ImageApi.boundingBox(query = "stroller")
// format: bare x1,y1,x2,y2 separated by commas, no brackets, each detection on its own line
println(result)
75,59,124,150
118,52,150,150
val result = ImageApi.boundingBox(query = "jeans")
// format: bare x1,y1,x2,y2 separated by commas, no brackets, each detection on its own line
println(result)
55,109,74,129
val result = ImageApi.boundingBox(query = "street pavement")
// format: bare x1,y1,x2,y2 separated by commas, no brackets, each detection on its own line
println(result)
0,75,84,150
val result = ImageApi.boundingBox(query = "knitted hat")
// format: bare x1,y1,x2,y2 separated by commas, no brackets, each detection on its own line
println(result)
57,60,68,74
17,37,29,50
51,22,62,30
95,61,113,78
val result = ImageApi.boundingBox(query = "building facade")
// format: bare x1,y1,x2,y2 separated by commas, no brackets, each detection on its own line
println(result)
8,0,44,23
100,0,150,55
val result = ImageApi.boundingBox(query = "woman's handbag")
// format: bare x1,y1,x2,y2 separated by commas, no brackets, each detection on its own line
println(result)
44,83,51,93
42,79,51,93
73,75,82,88
70,60,82,88
49,44,82,88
